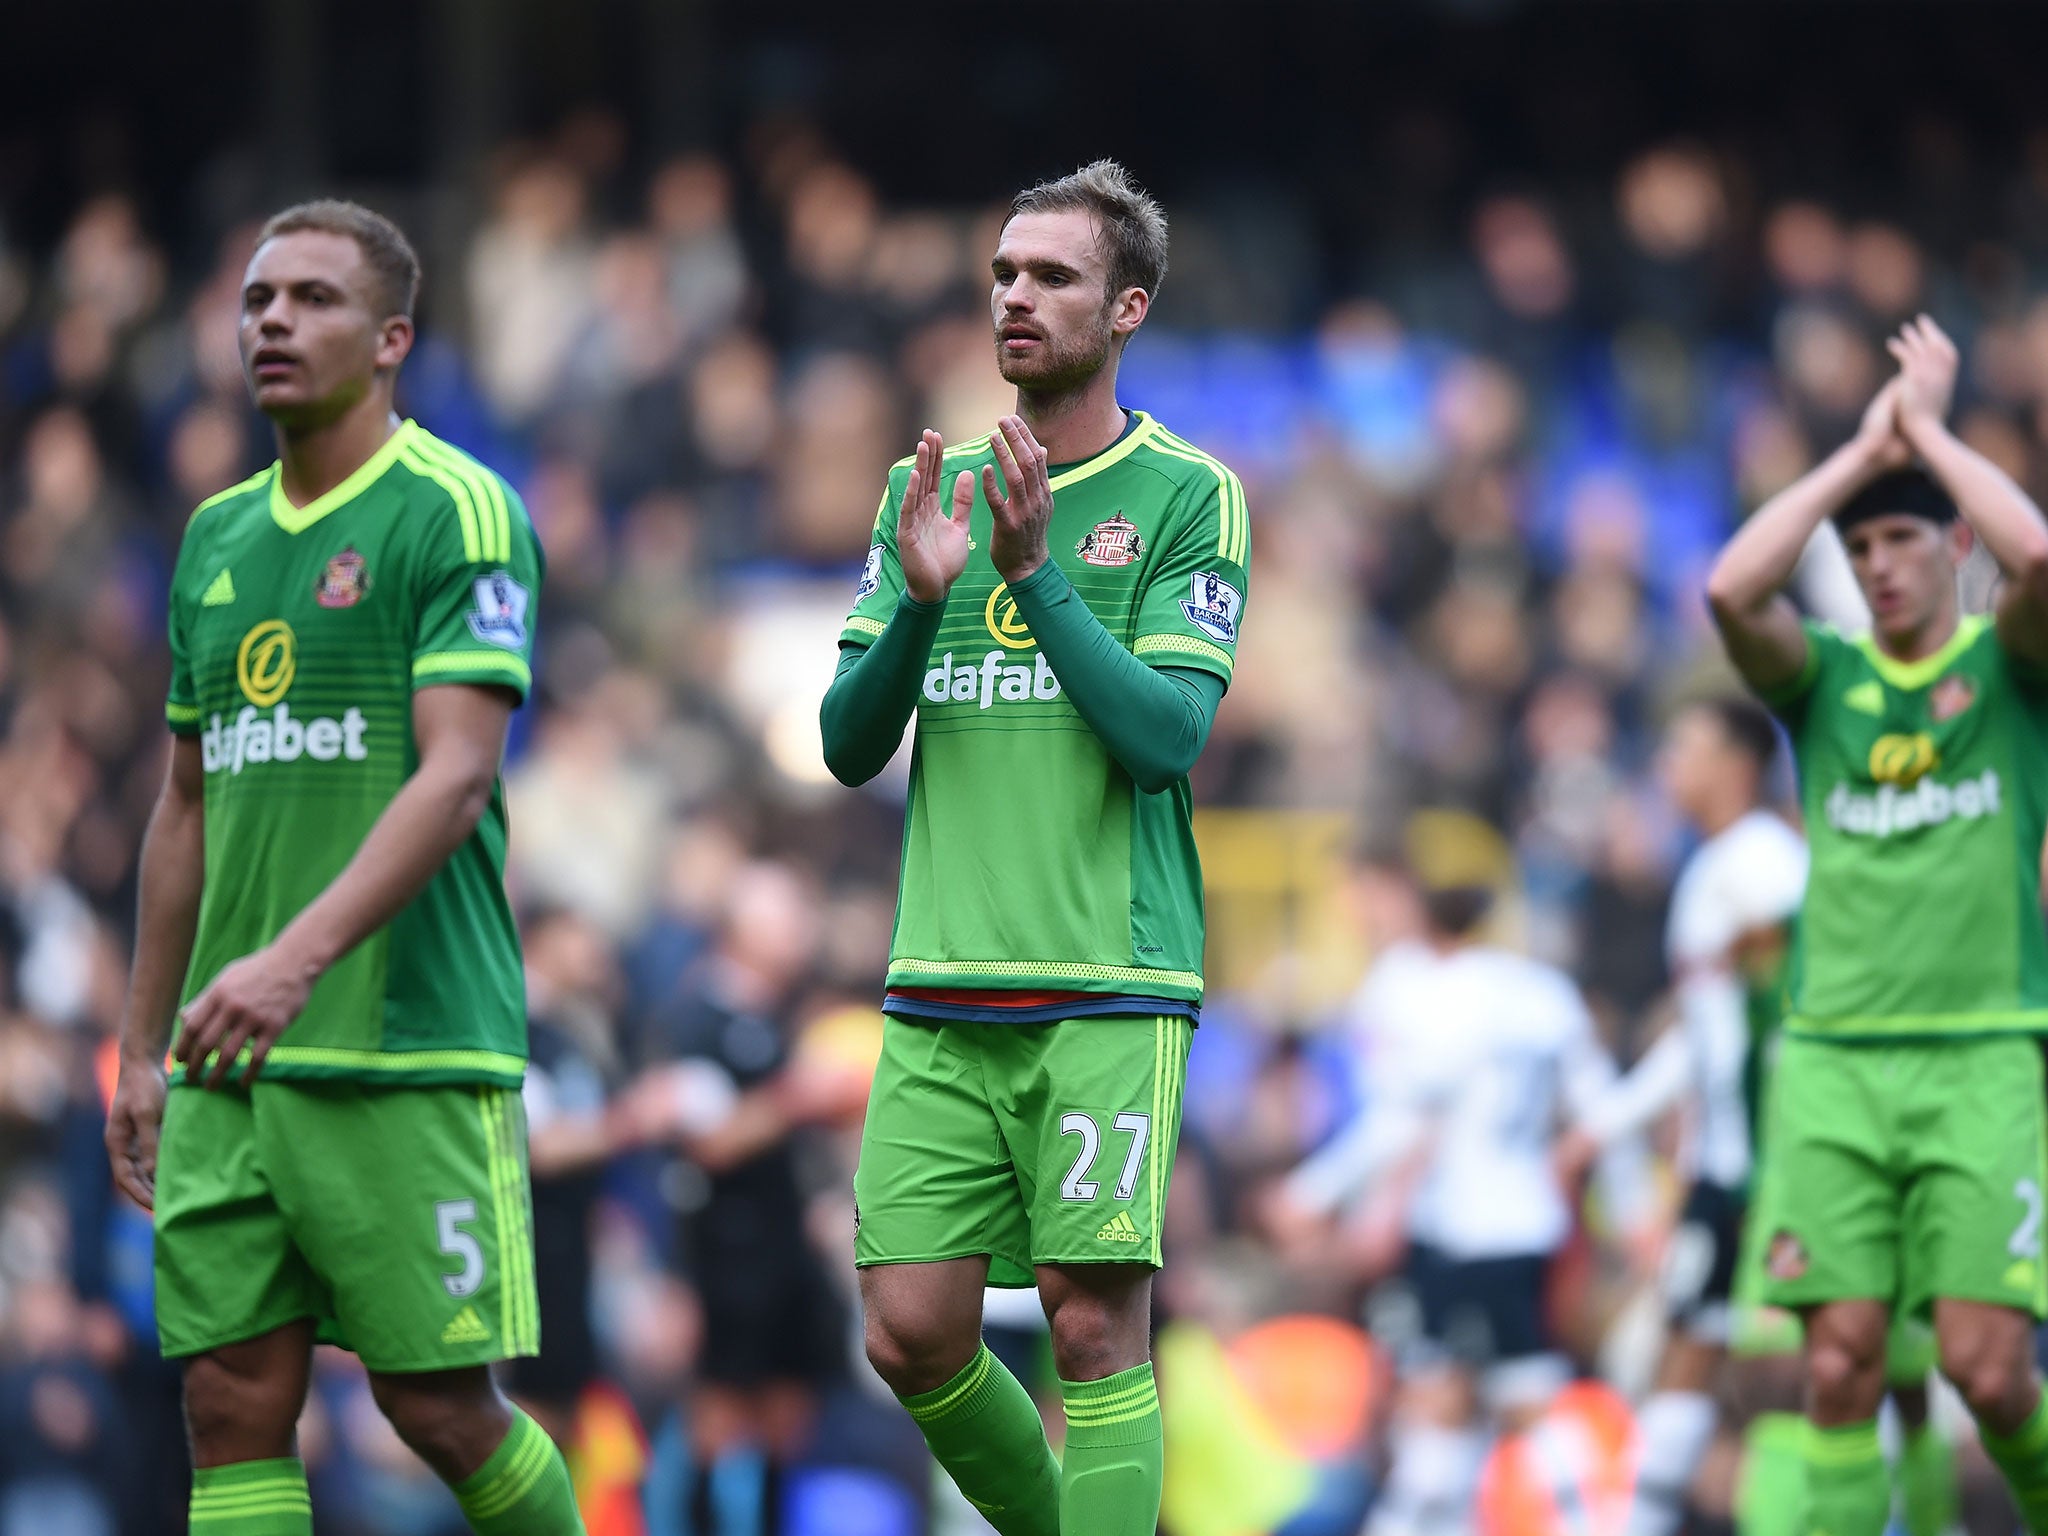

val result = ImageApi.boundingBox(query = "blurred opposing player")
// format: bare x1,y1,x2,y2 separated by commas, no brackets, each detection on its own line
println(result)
819,160,1249,1536
1708,315,2048,1536
1559,699,1807,1536
102,203,576,1535
1277,853,1648,1536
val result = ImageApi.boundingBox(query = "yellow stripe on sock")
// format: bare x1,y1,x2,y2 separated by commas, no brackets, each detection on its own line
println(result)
466,1423,554,1519
190,1482,310,1504
1067,1404,1160,1427
1065,1380,1159,1415
191,1505,313,1524
190,1493,313,1515
1805,1421,1883,1467
191,1492,312,1511
907,1347,993,1423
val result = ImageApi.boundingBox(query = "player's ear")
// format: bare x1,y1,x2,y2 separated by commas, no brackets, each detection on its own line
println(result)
1112,286,1149,339
375,314,415,373
1950,520,1974,563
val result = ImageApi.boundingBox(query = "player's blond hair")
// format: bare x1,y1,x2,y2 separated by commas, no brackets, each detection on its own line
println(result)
1009,159,1168,304
256,199,421,321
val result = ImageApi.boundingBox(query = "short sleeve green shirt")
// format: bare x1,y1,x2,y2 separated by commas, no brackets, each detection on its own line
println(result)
1764,615,2048,1038
166,421,544,1086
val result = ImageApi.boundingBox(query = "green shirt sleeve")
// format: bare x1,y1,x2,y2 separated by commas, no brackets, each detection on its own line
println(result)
165,519,204,736
840,473,909,647
1131,465,1250,686
1005,558,1225,794
408,477,545,704
820,591,946,786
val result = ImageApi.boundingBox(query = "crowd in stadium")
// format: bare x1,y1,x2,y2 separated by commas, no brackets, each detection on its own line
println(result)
3,99,2048,1534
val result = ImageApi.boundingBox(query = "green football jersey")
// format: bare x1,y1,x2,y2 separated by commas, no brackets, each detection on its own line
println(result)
1764,614,2048,1038
163,420,543,1087
840,411,1250,1005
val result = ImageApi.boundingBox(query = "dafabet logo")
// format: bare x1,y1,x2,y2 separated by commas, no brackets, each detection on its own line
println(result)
200,620,369,776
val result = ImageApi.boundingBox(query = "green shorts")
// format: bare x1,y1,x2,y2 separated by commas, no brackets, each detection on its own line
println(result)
153,1080,540,1372
1755,1033,2048,1321
853,1014,1192,1288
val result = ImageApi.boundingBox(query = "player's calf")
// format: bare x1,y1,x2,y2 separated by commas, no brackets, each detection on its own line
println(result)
1041,1263,1163,1536
370,1367,586,1535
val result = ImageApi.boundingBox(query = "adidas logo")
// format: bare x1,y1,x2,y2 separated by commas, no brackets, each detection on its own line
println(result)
440,1305,492,1345
201,569,236,607
1095,1211,1145,1244
1844,680,1884,716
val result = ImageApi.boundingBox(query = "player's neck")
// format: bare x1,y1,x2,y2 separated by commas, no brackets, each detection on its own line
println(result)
1873,603,1960,664
1016,370,1127,466
272,396,403,509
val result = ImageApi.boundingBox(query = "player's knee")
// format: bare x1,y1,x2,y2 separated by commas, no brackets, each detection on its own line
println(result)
1939,1336,2035,1423
1046,1294,1145,1381
862,1306,973,1396
369,1374,506,1479
182,1357,300,1460
1805,1337,1884,1416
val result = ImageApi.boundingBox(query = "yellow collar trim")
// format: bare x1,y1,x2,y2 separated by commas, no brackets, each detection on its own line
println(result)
1048,411,1157,492
269,419,418,534
1854,613,1988,691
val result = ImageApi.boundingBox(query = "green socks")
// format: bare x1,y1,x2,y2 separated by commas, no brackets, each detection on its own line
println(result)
1737,1413,1806,1536
189,1457,312,1532
899,1343,1060,1536
1798,1420,1890,1536
1896,1422,1958,1536
1982,1392,2048,1534
452,1408,586,1534
1060,1362,1165,1536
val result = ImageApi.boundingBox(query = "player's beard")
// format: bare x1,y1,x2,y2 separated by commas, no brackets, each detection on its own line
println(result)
995,302,1116,396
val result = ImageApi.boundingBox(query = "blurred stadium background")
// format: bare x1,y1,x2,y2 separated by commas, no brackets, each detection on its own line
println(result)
4,1,2048,1532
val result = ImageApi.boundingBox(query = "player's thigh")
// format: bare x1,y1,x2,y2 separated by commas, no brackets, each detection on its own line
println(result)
1004,1014,1191,1272
1756,1035,1901,1310
1903,1035,2048,1319
854,1018,1032,1286
256,1081,538,1372
153,1085,323,1360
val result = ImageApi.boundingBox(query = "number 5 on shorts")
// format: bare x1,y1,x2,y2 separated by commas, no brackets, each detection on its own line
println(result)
437,1198,486,1297
1059,1111,1151,1202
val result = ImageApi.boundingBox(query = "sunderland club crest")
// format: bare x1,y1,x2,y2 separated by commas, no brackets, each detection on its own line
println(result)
1077,513,1145,568
1930,673,1977,723
314,547,370,609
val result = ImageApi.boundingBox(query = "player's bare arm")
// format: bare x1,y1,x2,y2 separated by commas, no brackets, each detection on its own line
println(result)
986,416,1055,582
175,683,514,1088
1707,378,1911,691
106,734,206,1209
1888,315,2048,667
